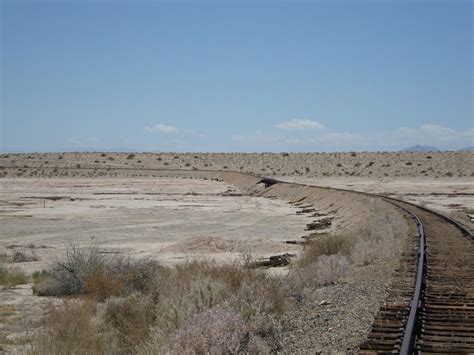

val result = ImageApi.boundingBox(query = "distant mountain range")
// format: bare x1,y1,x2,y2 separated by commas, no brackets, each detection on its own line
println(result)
401,145,474,152
401,145,440,152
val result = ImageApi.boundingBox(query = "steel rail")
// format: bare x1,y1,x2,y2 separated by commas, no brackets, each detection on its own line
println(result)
386,201,425,354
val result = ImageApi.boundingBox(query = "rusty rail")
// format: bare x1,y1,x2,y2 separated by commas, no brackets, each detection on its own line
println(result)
388,201,426,354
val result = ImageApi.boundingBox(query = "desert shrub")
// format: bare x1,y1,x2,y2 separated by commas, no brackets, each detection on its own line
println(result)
351,239,384,266
152,274,230,336
105,294,156,351
291,255,350,292
126,153,135,159
34,244,108,296
83,270,124,301
34,244,161,299
0,265,29,288
138,260,287,352
113,257,164,293
166,307,247,354
298,234,352,268
12,250,38,263
32,270,51,289
184,162,191,167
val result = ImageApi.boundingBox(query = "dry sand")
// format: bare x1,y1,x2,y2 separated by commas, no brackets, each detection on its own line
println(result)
0,177,313,273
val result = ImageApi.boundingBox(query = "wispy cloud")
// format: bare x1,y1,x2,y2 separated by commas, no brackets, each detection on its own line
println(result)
376,124,474,150
275,119,324,131
145,123,178,133
232,123,474,151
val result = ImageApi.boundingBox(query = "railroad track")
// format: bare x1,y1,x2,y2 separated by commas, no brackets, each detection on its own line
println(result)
359,199,474,354
3,163,474,353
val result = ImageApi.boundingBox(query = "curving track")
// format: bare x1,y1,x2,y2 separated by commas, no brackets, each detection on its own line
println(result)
2,164,474,353
261,176,474,353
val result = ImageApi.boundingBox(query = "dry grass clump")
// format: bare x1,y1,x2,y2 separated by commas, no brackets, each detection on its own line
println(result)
104,294,157,352
290,235,351,298
291,254,350,293
350,202,408,266
0,264,29,288
29,300,118,354
297,234,352,268
162,306,270,354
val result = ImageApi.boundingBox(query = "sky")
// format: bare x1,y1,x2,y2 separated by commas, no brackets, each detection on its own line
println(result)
1,0,473,153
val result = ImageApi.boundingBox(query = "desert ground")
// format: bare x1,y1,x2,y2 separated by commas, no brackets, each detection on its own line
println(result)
0,152,472,353
2,151,472,223
0,177,310,271
1,151,472,179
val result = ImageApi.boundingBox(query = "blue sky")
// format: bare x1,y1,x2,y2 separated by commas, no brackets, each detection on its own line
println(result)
1,0,473,152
